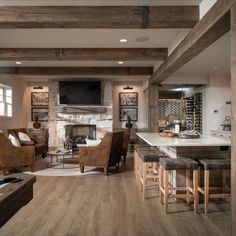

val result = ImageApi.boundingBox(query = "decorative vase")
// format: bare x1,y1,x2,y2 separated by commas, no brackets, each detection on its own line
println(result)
125,122,133,129
33,117,41,129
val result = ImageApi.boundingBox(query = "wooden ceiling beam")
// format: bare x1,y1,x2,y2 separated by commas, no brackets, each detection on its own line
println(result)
0,6,199,29
0,67,153,76
150,0,234,85
0,48,167,61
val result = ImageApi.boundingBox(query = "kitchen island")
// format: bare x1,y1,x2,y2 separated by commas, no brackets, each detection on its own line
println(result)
136,132,231,187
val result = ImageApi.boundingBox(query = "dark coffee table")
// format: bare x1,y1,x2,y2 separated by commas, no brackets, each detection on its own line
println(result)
0,174,36,227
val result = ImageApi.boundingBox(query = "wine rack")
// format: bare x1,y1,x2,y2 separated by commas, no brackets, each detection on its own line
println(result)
185,92,202,133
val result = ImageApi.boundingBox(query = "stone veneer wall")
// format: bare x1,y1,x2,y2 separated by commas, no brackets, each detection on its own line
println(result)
48,79,113,148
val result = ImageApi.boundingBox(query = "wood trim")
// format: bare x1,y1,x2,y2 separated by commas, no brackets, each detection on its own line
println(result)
0,6,199,29
0,48,167,61
0,67,153,76
150,0,234,84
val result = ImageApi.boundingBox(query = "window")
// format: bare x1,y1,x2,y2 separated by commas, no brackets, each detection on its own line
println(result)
0,84,12,117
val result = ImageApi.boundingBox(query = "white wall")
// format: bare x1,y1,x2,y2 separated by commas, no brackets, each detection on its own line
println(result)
0,76,27,132
203,75,231,135
113,81,146,130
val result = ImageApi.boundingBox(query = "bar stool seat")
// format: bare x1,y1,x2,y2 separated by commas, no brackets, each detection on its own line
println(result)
160,157,198,170
198,159,230,170
138,150,164,162
198,159,231,213
159,157,199,214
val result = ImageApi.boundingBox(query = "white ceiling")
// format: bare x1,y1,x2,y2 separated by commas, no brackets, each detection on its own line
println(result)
0,29,186,49
174,32,230,77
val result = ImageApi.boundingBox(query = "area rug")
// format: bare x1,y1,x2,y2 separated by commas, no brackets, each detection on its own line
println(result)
23,157,104,177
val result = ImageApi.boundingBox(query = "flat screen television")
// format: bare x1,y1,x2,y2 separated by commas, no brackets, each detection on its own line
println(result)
59,81,102,105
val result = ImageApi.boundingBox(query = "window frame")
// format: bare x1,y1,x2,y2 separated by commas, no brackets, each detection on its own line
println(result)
0,84,12,118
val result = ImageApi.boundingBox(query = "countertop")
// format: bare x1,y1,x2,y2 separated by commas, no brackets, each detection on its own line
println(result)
137,132,231,147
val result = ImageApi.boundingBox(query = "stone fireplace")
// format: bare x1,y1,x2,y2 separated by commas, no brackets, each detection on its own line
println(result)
48,79,113,148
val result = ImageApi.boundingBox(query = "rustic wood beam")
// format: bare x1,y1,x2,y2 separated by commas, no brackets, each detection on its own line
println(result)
0,6,199,29
0,67,153,76
231,4,236,234
0,48,167,61
150,0,235,84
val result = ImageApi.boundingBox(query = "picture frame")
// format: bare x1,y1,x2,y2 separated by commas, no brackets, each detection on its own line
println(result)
120,107,138,121
31,92,49,106
31,107,49,121
119,92,138,106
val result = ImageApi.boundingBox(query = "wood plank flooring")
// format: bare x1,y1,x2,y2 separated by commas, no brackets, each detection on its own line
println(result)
0,155,231,236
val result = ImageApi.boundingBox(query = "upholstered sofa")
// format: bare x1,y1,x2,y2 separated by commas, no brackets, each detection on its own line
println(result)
0,133,35,175
8,128,48,158
79,131,124,175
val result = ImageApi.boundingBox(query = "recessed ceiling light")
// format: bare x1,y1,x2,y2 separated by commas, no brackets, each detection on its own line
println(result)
16,61,21,65
118,61,124,64
120,39,127,43
135,36,150,42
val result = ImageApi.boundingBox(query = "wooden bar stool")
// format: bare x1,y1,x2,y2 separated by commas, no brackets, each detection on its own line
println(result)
159,157,199,214
198,159,231,213
134,145,151,184
138,149,166,199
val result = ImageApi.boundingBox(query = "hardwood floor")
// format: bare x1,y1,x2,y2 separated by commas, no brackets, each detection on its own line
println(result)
0,155,231,236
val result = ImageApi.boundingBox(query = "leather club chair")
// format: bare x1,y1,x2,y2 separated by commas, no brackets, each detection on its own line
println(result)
0,133,35,175
8,128,47,158
120,128,131,162
79,131,124,176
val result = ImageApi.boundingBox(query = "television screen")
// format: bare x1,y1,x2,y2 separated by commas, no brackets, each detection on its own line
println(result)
59,81,101,105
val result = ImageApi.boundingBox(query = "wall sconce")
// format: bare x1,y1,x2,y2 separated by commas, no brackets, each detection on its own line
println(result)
33,86,44,90
123,86,133,90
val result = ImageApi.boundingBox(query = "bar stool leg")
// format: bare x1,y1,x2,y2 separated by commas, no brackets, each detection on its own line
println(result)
193,169,199,214
222,169,227,194
143,162,147,199
204,169,209,213
186,169,191,205
159,166,163,205
164,169,169,213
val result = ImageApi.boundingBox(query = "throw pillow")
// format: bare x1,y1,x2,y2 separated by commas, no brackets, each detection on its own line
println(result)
18,132,31,142
8,134,21,147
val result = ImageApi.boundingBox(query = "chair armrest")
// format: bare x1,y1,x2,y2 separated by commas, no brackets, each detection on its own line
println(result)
79,146,109,167
1,146,35,167
20,140,35,146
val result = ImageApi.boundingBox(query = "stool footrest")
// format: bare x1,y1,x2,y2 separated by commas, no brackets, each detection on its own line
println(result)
209,193,230,198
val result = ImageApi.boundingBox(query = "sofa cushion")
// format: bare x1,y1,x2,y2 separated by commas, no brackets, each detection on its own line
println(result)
18,132,31,142
8,134,21,147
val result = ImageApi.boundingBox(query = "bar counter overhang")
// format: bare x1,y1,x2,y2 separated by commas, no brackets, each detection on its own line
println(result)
137,132,231,162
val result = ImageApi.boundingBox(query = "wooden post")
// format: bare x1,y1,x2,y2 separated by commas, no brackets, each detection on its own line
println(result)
231,4,236,233
148,84,159,132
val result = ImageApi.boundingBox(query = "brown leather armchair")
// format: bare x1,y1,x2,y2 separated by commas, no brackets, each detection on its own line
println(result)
0,133,35,175
8,128,47,158
79,131,124,176
120,128,131,162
